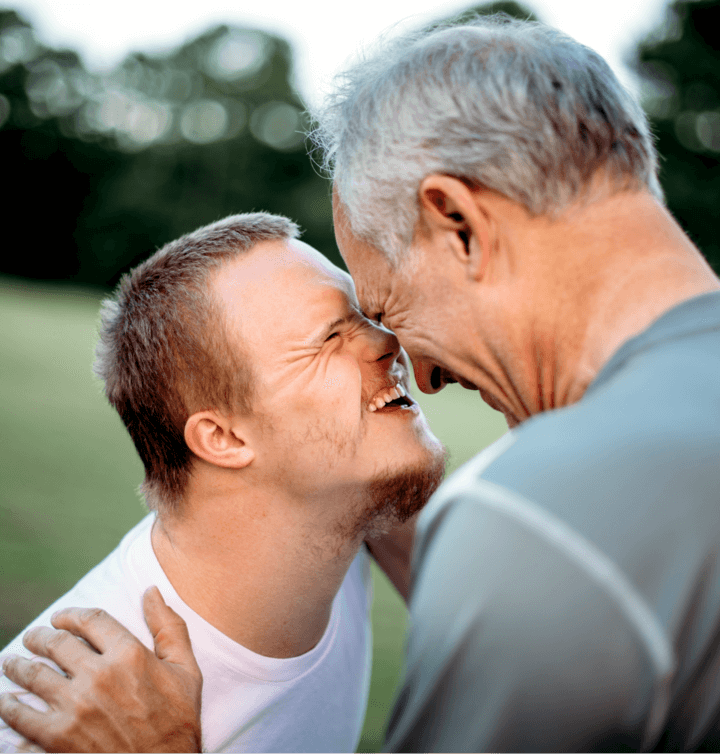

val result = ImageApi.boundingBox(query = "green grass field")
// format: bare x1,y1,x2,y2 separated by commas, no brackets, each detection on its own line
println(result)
0,276,507,751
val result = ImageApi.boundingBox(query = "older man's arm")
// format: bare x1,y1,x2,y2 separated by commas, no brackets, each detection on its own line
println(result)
385,487,670,753
364,515,417,603
0,588,203,753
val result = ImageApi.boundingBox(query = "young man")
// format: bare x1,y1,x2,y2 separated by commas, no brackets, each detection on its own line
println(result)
0,213,445,752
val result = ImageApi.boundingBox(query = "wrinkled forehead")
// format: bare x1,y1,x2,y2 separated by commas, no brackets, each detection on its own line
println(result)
331,192,394,312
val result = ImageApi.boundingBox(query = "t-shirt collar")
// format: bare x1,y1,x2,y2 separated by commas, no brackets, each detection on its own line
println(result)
586,290,720,397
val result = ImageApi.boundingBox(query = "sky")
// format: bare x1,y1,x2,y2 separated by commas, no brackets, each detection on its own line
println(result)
9,0,672,109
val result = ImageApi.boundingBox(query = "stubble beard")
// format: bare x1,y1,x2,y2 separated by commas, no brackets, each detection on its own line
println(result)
285,409,447,545
346,443,448,541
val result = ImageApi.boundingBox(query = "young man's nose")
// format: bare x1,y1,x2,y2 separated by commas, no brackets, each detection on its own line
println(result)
362,323,401,365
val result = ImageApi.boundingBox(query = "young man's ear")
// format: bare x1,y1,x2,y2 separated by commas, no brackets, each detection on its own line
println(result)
184,411,255,469
418,174,492,281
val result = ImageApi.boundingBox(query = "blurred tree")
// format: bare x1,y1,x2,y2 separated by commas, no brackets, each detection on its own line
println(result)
0,11,336,288
635,0,720,272
0,10,124,282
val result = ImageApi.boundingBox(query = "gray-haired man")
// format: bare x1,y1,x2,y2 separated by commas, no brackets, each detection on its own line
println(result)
3,13,720,753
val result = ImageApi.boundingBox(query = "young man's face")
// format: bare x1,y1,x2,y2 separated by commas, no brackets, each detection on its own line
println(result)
213,238,445,528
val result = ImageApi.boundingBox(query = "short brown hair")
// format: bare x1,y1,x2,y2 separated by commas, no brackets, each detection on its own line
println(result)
95,212,300,515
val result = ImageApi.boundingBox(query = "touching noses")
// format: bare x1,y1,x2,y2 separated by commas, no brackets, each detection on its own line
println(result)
360,323,448,393
363,322,401,367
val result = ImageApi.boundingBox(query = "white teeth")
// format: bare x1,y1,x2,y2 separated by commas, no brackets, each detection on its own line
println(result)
368,381,408,411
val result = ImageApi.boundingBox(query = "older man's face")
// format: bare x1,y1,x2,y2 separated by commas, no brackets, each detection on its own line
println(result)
332,195,489,397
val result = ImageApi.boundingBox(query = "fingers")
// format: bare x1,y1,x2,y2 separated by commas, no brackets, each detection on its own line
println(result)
21,627,95,679
1,655,67,709
50,607,137,656
143,587,199,671
0,692,50,750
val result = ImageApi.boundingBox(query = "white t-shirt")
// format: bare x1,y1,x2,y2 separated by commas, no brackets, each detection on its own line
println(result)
0,514,373,752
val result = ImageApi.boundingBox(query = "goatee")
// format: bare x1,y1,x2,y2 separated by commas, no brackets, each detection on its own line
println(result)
359,446,448,539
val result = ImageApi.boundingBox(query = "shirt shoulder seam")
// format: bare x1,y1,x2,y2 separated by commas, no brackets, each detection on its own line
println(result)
435,477,675,746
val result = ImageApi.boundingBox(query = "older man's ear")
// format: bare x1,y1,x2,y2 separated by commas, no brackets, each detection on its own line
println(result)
184,411,255,469
418,174,493,282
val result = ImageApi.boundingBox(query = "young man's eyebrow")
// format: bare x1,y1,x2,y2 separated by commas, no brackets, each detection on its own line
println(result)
314,315,353,342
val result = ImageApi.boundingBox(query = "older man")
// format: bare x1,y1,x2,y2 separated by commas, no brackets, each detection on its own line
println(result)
321,15,720,753
0,213,445,752
3,13,720,753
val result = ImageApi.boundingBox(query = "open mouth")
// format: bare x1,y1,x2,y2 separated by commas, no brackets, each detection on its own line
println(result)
367,379,417,413
375,394,414,412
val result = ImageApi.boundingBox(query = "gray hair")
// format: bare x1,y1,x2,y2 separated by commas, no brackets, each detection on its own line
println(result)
95,212,300,516
311,14,662,265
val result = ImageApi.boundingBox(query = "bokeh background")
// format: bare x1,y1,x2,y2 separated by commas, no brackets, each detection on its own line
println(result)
1,0,719,750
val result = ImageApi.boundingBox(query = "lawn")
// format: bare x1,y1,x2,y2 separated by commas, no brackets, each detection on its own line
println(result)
0,276,507,750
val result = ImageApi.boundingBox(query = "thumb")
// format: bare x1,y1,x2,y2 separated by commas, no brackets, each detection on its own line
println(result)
143,586,199,670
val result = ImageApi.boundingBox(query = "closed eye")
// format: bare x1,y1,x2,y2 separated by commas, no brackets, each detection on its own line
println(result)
325,332,340,341
361,311,383,325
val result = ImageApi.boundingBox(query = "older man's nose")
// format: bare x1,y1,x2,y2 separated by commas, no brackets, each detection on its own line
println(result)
412,360,447,394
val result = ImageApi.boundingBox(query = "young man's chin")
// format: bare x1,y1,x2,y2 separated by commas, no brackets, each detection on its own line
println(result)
361,446,448,536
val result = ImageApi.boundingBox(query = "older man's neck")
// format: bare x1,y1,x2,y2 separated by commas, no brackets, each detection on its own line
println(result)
563,192,719,404
150,483,365,659
512,189,720,415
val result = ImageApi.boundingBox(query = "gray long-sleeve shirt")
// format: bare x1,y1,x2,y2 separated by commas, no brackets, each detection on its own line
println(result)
386,291,720,752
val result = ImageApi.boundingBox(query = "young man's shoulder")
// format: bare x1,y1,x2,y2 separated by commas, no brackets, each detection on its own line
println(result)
0,524,374,753
0,515,155,752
